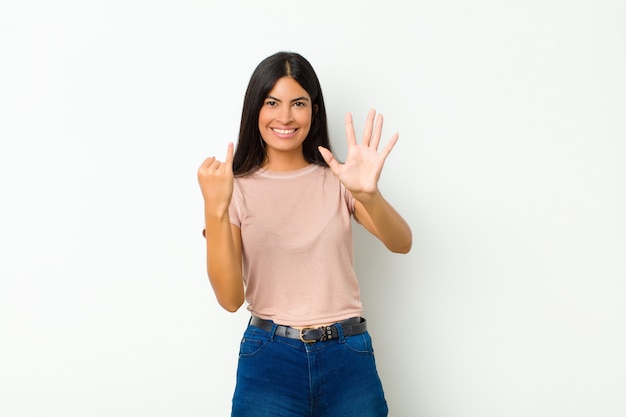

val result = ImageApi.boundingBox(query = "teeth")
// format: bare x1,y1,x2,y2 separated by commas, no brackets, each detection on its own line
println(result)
273,128,295,134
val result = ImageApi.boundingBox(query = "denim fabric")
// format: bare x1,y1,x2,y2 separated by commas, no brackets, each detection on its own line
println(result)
231,321,388,417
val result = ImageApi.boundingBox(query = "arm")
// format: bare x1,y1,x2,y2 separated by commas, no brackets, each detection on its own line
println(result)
319,109,412,254
198,143,244,312
354,192,412,254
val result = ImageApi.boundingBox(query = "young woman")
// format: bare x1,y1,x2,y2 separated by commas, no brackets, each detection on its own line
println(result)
197,51,412,417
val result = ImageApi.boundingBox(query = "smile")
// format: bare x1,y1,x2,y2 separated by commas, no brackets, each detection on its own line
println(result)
272,128,297,135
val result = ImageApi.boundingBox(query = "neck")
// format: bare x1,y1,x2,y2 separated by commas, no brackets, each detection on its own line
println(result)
263,150,309,172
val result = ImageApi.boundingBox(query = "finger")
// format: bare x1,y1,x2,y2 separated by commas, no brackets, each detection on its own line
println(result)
198,157,216,181
225,142,234,171
207,156,223,171
199,156,216,169
370,114,384,150
379,133,399,160
344,112,357,147
361,109,376,146
318,146,342,175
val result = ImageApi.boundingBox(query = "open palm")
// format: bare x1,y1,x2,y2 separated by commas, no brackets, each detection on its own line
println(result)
319,109,398,201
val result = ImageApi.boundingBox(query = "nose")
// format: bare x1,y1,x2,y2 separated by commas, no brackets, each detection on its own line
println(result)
277,105,293,124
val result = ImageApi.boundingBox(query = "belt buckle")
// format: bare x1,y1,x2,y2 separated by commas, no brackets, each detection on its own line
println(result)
299,327,317,344
299,325,333,343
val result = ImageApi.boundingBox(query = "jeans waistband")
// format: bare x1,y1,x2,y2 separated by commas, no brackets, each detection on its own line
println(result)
250,316,367,343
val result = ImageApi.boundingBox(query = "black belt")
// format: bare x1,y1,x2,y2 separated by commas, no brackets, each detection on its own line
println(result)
250,316,367,344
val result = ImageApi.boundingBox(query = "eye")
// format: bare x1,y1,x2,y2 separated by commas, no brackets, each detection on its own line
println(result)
293,101,307,107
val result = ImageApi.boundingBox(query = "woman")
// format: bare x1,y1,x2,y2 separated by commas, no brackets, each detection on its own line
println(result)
198,51,412,417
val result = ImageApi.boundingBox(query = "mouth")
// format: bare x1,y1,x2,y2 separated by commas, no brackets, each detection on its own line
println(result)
272,128,297,135
270,127,299,139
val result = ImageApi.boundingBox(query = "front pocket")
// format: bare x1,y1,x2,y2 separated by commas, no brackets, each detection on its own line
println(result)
238,327,271,357
343,332,375,355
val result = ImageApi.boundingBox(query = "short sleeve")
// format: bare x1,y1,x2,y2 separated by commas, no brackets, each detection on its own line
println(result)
229,180,242,228
341,182,356,216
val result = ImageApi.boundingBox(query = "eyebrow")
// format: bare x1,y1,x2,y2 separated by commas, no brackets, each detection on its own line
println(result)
266,95,310,103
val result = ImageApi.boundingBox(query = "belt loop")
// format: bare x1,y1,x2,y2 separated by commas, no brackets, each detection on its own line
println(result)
269,323,278,342
336,322,346,343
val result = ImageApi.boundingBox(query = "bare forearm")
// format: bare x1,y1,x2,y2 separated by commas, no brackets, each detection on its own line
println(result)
204,211,244,312
357,191,412,254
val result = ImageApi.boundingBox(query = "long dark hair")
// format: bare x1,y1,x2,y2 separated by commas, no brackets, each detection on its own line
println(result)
233,51,332,176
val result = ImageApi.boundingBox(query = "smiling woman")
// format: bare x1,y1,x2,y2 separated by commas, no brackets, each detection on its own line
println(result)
197,51,412,417
257,77,314,171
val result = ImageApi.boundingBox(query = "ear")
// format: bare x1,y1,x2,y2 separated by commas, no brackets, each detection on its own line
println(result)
314,104,319,114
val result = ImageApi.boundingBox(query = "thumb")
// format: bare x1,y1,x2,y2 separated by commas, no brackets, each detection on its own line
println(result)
318,146,341,175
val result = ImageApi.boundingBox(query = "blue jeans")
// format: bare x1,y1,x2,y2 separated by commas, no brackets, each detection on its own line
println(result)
231,320,388,417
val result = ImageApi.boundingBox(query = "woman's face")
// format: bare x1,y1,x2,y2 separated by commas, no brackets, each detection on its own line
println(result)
258,76,313,163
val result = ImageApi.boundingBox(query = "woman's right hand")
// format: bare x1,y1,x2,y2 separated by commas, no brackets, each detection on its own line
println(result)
197,142,235,216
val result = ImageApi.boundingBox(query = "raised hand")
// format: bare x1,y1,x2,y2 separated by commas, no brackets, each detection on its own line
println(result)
318,109,398,202
197,142,235,216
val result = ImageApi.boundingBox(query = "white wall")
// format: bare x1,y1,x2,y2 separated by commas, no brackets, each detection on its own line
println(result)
1,1,624,416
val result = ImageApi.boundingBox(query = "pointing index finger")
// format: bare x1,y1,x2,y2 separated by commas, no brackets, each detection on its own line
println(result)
225,142,234,167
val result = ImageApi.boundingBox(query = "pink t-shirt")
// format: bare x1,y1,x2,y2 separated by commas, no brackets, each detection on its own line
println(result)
229,164,363,326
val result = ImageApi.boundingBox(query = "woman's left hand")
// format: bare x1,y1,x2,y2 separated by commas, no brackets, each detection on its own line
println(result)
318,109,398,202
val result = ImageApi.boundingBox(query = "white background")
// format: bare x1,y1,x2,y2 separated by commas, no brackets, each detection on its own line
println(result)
1,1,625,416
